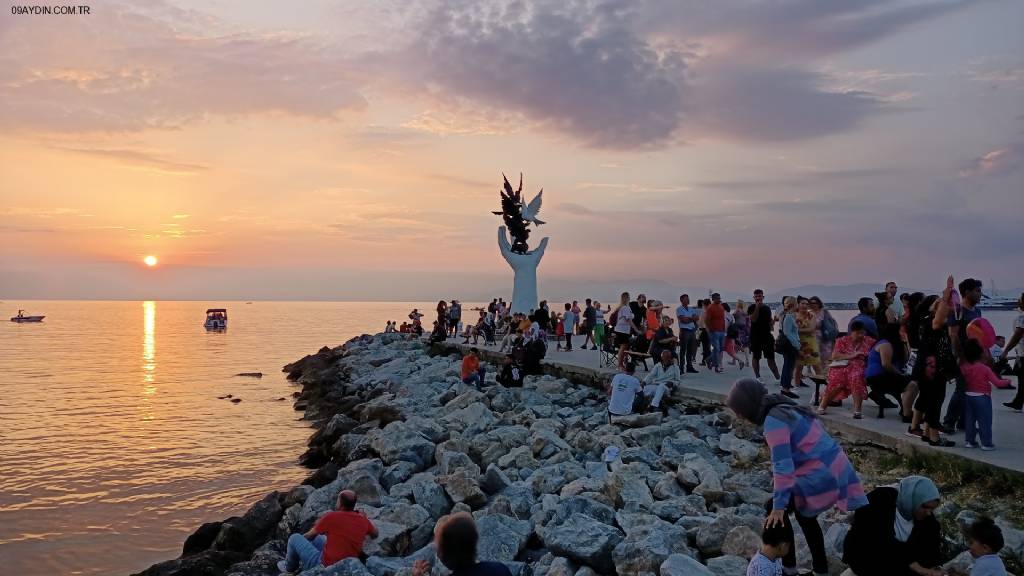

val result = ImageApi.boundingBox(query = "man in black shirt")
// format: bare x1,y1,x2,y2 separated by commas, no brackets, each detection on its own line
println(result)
629,294,649,352
748,289,780,382
495,354,524,387
582,298,597,350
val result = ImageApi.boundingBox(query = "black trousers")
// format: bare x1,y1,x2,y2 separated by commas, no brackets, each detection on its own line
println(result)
913,377,947,428
764,496,827,574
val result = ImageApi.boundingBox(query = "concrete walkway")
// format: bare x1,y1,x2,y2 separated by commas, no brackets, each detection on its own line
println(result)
436,337,1024,476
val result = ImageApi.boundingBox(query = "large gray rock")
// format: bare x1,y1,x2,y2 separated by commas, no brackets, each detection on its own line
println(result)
681,454,723,502
659,554,714,576
529,463,587,496
498,446,540,470
696,513,751,557
382,462,418,490
475,514,532,562
550,496,616,526
612,516,694,576
439,469,488,508
721,525,760,559
322,557,373,576
442,402,496,435
361,520,410,557
604,469,654,512
439,451,482,478
377,502,430,532
717,433,760,464
661,432,716,467
368,422,436,472
480,464,513,495
412,480,452,520
541,513,624,573
706,555,749,576
650,496,707,522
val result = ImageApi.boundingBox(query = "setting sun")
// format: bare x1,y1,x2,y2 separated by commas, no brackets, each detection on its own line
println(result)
143,255,158,267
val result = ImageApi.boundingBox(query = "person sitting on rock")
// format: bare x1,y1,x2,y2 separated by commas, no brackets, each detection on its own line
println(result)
606,359,642,421
842,475,944,576
412,512,512,576
747,517,790,576
642,349,679,415
461,348,486,389
495,353,523,388
725,378,868,576
278,489,378,574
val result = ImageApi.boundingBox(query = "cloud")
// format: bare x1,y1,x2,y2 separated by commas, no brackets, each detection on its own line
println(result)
52,146,208,175
0,1,366,133
959,142,1024,178
397,0,689,149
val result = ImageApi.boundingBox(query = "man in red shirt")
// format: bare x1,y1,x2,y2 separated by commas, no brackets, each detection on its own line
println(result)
704,293,727,373
278,489,378,574
461,348,485,389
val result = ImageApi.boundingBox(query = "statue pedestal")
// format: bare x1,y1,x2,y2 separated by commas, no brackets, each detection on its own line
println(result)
498,226,548,315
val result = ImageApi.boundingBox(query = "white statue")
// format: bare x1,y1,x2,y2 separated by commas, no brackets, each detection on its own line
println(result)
498,225,548,315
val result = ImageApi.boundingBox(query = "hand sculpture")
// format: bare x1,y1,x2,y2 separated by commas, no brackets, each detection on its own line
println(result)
499,226,548,314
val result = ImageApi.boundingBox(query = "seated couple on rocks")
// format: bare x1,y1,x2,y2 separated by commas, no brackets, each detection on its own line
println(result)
606,351,680,420
278,490,378,574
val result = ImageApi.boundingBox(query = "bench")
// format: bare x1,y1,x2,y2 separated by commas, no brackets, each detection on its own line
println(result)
808,374,828,406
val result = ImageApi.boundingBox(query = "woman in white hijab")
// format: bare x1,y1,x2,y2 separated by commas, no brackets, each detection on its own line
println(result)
842,475,944,576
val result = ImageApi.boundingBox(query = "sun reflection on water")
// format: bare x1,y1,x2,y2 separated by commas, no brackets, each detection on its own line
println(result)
141,301,157,417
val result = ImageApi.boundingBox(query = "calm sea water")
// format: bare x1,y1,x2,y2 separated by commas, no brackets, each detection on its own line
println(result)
0,301,1018,576
0,300,442,576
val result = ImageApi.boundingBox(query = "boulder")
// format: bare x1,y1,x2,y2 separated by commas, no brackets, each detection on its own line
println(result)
706,555,749,576
368,422,435,472
439,451,482,478
322,558,373,576
661,433,716,467
284,485,316,509
696,513,749,557
604,469,654,511
480,464,513,495
439,469,488,508
382,462,418,490
412,479,452,520
717,433,760,464
475,514,532,562
659,554,714,576
377,502,430,532
541,513,624,573
213,492,284,554
550,496,617,527
721,525,761,559
361,520,410,557
612,412,663,428
612,516,694,576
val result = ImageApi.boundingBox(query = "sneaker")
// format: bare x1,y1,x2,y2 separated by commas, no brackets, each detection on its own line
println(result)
980,445,996,451
687,367,699,374
277,560,292,574
926,437,955,448
781,389,800,399
755,378,765,385
905,427,924,438
1003,402,1023,412
853,412,863,419
739,361,746,370
590,346,598,350
964,442,977,449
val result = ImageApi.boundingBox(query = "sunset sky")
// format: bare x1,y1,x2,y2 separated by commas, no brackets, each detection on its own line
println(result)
1,0,1022,301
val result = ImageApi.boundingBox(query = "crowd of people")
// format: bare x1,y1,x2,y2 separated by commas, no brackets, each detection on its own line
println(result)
284,281,1024,576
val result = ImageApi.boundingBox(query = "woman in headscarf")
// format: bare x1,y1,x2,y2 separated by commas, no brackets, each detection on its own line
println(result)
842,475,944,576
726,379,868,576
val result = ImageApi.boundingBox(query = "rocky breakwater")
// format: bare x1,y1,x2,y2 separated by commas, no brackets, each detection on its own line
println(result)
134,333,1024,576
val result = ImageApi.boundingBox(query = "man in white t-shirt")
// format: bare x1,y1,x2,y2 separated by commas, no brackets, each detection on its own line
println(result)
643,350,680,414
607,360,642,420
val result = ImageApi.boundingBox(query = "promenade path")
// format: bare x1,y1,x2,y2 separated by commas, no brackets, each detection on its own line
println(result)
436,337,1024,476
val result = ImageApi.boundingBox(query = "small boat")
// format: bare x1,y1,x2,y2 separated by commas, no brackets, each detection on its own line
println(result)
11,310,45,323
204,308,227,330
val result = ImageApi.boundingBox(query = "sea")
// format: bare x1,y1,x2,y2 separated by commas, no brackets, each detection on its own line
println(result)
0,300,1020,576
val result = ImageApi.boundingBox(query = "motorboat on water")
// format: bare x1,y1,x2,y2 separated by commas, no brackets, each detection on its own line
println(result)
205,308,227,330
11,310,45,322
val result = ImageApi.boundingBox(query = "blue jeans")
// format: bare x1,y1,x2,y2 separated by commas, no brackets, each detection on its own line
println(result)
964,394,993,447
943,373,967,430
284,533,326,572
462,367,486,389
709,331,726,369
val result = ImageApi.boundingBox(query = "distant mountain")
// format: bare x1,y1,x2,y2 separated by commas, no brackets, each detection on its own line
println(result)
767,284,894,303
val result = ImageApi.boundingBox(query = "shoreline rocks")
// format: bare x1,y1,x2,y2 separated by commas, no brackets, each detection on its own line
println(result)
132,333,1015,576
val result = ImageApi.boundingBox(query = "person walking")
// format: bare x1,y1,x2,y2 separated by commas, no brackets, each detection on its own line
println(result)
613,292,642,370
676,294,699,373
749,290,781,382
726,379,868,576
581,298,597,350
562,303,576,352
593,301,607,351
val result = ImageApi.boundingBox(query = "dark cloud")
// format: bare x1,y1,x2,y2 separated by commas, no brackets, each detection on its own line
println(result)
400,0,688,149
